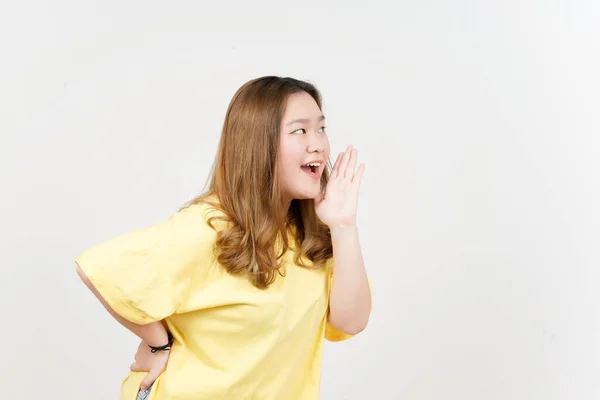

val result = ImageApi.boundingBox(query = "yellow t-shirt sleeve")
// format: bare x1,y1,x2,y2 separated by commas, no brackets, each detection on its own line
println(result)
75,204,214,325
324,260,372,342
325,318,355,342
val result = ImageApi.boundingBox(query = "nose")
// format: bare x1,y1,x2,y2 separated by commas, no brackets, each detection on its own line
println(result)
306,131,325,153
307,142,324,154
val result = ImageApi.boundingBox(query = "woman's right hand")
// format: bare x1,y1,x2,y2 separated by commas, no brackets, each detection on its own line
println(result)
130,340,171,390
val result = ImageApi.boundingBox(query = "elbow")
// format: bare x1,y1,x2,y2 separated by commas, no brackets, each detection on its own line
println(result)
75,262,92,287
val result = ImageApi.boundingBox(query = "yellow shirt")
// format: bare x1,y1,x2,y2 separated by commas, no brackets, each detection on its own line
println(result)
76,200,356,399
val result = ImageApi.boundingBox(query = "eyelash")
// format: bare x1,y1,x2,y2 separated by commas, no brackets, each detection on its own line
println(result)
292,126,327,134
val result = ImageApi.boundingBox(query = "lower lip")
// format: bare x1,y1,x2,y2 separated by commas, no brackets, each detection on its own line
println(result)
301,166,321,180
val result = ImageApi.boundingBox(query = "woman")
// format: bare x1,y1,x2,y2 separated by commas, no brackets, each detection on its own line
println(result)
76,76,371,399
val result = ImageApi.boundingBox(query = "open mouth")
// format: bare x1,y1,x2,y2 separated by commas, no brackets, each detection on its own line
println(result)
300,162,321,179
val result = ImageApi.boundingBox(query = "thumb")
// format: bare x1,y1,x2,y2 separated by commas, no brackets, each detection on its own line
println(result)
314,190,325,206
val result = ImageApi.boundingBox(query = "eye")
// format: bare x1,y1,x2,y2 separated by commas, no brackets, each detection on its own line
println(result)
292,128,306,134
318,126,327,133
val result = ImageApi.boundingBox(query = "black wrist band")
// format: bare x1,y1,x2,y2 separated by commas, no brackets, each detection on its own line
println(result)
149,333,174,353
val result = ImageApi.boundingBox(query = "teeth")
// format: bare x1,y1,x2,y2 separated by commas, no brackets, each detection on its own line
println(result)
303,163,321,167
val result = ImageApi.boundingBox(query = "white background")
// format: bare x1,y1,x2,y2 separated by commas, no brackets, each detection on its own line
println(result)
1,1,599,399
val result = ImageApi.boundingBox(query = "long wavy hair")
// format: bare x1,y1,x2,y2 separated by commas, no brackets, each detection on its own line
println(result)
183,76,333,289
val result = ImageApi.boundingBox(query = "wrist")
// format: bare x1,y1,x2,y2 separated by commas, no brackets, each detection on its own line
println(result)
329,223,358,235
148,332,174,353
144,321,170,348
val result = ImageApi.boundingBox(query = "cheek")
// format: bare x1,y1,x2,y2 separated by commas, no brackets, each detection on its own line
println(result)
278,143,299,176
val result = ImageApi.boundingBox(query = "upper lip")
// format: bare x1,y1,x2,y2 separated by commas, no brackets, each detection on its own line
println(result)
301,159,324,166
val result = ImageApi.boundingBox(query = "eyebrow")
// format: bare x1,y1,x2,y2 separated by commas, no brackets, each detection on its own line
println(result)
285,115,326,126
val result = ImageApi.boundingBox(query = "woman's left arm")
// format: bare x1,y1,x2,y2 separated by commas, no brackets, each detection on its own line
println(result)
315,144,372,335
328,224,371,335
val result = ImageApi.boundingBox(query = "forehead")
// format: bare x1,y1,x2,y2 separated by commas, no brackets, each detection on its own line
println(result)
282,91,322,121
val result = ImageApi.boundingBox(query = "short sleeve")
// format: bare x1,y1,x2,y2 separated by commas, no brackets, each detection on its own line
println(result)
75,203,215,325
324,260,372,342
325,318,355,342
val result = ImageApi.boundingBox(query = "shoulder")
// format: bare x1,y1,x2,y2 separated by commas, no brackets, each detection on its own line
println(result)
138,200,226,271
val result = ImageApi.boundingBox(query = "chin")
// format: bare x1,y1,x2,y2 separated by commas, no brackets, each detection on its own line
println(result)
294,189,320,200
285,180,322,201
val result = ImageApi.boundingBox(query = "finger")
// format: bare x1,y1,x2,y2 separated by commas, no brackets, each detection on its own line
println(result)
338,145,353,179
352,163,366,185
331,152,343,178
346,148,358,179
140,369,161,391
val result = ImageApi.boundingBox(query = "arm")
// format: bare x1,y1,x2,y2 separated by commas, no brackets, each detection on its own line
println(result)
315,144,372,336
328,224,371,335
73,206,210,391
76,262,169,347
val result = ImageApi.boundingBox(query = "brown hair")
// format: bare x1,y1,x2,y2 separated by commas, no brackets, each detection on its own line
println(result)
184,76,333,288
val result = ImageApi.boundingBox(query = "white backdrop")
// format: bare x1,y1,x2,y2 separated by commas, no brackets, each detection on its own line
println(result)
1,1,599,399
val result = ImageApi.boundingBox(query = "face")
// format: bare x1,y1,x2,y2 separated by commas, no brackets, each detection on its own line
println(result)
278,91,330,201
